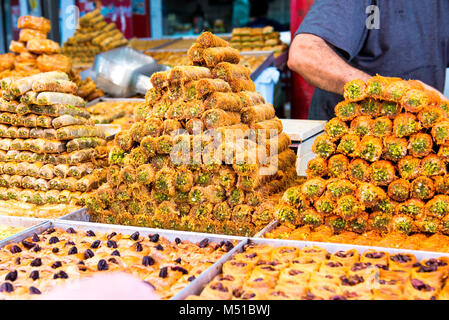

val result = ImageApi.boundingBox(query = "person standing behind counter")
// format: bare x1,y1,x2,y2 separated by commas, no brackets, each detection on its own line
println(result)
288,0,449,120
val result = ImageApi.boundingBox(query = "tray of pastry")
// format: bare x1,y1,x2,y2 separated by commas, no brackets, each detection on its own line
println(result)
0,200,82,219
0,215,48,245
183,236,449,300
0,219,245,300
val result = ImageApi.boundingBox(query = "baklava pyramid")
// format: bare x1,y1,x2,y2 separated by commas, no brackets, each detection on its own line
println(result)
87,32,297,236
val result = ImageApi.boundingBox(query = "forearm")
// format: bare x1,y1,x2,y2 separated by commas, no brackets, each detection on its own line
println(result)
288,33,371,95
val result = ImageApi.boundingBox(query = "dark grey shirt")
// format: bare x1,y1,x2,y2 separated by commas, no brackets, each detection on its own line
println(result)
296,0,449,120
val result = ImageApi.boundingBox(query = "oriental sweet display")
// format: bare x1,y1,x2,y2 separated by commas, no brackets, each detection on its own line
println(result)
0,71,109,208
86,32,297,236
269,76,449,250
230,26,288,56
62,9,128,69
0,227,235,299
0,15,103,102
187,243,449,300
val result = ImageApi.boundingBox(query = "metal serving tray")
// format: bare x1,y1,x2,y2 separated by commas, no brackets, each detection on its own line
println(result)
0,216,48,247
0,219,246,300
58,207,90,222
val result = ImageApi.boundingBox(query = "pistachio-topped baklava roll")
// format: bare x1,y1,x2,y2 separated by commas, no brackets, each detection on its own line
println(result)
241,103,276,125
343,79,368,102
432,120,449,145
421,154,446,176
251,118,283,139
202,109,241,129
327,154,349,178
359,136,383,162
417,106,444,128
202,47,241,68
313,134,337,158
169,66,212,83
387,179,410,202
401,89,429,113
228,79,256,92
66,137,106,153
68,163,94,179
410,176,435,200
197,31,230,48
204,92,243,112
150,71,169,90
212,62,251,82
350,115,372,137
196,79,231,98
187,43,205,64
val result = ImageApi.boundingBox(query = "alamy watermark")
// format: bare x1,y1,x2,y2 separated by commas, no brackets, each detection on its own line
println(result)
366,5,380,30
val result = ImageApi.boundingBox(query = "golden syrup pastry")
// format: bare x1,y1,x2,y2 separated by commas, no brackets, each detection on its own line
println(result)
0,227,235,299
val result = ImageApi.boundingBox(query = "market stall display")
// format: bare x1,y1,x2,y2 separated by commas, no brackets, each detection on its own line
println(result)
230,26,288,57
0,224,236,299
0,16,104,102
267,75,449,250
187,241,449,300
62,9,128,69
86,32,297,236
0,72,110,210
87,100,141,129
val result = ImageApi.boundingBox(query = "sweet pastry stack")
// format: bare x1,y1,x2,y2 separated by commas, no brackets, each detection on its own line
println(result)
0,15,103,102
0,16,70,78
62,9,128,68
230,26,288,56
0,71,109,208
0,227,234,299
188,243,449,300
86,32,297,236
271,76,449,244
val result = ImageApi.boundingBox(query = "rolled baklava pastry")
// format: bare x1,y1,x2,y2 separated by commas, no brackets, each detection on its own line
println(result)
228,79,256,92
52,115,89,129
36,92,86,107
196,79,231,97
250,118,283,139
202,109,241,129
212,62,251,82
241,103,276,124
66,137,106,153
150,71,169,90
169,66,212,83
187,43,205,64
205,92,243,112
32,78,78,94
197,32,230,48
202,47,241,67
